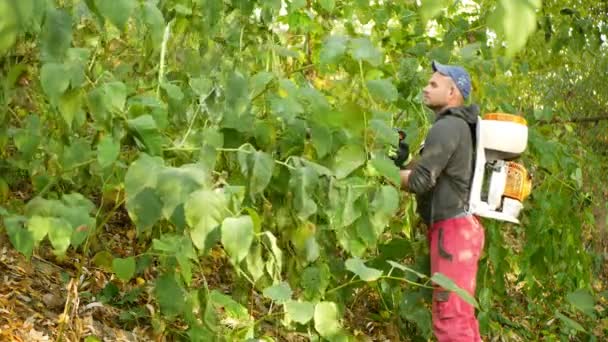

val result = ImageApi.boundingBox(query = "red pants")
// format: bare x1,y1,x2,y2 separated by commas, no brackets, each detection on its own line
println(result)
428,215,485,342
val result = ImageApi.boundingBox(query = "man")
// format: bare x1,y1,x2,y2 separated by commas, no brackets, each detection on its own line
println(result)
400,61,484,342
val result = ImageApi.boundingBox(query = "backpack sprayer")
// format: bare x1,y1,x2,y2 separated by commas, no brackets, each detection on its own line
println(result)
468,113,532,224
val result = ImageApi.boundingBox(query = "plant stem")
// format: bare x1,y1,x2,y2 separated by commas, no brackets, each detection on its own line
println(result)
157,19,173,97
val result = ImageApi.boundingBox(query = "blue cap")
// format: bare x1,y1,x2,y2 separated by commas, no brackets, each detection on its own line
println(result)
432,61,471,100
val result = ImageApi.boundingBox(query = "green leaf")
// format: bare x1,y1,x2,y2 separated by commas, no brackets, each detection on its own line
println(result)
40,8,72,62
47,218,73,255
284,300,315,324
40,63,70,104
366,79,398,103
92,251,113,271
161,82,184,101
490,0,540,57
333,144,366,179
5,216,34,259
112,257,136,281
155,273,185,317
314,302,342,338
349,38,382,66
301,264,331,300
221,216,254,264
27,216,51,243
0,0,32,55
95,0,137,30
261,231,283,280
319,0,335,12
127,188,163,233
567,289,596,318
289,166,318,221
555,311,587,333
204,290,253,333
155,165,209,221
189,77,213,97
58,90,85,129
125,154,164,197
419,0,450,22
104,82,127,112
320,35,348,65
262,282,293,304
226,71,249,112
387,260,427,279
371,185,399,230
310,123,332,158
369,119,399,146
345,257,382,281
142,2,165,46
97,135,120,168
245,242,265,282
249,151,274,197
250,72,274,99
127,115,163,155
185,190,228,253
370,157,400,186
431,272,479,309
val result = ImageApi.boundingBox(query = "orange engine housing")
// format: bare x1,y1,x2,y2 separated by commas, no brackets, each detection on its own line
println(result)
503,162,532,202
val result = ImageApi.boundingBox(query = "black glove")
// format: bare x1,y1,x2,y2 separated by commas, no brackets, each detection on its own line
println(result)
391,129,409,169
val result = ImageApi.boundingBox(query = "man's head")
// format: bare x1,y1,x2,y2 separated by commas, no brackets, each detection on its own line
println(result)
423,61,471,112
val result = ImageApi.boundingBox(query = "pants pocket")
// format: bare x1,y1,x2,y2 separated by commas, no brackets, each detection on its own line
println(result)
434,290,456,319
437,227,453,261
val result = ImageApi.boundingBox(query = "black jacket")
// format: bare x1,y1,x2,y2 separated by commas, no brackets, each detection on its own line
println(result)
407,105,479,224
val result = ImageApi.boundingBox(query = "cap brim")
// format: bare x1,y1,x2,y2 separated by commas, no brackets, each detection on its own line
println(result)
432,60,448,74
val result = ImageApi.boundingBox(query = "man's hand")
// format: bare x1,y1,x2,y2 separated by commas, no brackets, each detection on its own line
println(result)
400,169,411,190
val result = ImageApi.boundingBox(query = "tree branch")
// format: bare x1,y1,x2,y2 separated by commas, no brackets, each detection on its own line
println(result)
536,114,608,125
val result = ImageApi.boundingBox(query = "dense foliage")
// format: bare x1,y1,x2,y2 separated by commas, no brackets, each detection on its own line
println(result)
1,0,606,340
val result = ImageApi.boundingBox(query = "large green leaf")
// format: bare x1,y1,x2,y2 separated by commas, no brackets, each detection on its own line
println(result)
185,190,228,253
320,35,348,65
490,0,541,57
366,79,398,103
301,264,331,301
431,273,479,309
97,135,120,168
40,8,72,62
204,290,253,335
333,145,366,179
345,257,382,281
142,2,165,46
95,0,136,30
27,215,51,243
419,0,450,22
349,38,382,66
221,216,254,264
566,289,596,318
47,217,73,255
5,216,34,259
555,311,587,333
262,282,292,304
314,302,342,338
250,71,274,99
370,157,400,186
0,0,34,55
40,63,70,104
155,273,185,317
124,155,164,231
127,115,164,156
249,151,274,197
58,90,85,129
289,166,318,221
284,300,315,324
112,257,136,281
155,165,209,221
